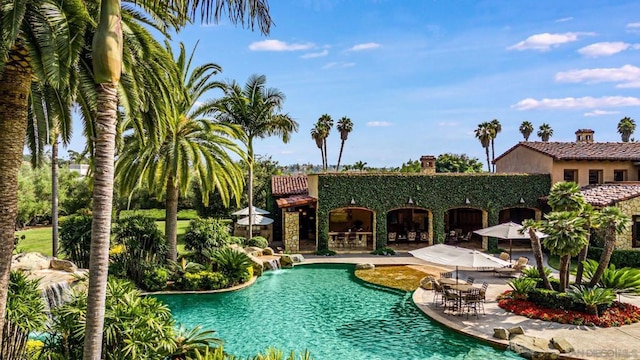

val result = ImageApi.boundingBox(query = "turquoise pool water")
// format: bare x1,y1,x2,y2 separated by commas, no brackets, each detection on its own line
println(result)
155,264,520,360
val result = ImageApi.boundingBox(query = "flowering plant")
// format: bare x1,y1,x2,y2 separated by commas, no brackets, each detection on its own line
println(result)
498,290,640,327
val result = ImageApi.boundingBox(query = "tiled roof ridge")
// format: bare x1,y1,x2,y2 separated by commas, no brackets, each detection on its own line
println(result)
494,141,640,163
271,174,308,196
580,183,640,207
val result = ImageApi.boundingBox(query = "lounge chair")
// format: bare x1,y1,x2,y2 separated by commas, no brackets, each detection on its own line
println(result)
494,257,529,277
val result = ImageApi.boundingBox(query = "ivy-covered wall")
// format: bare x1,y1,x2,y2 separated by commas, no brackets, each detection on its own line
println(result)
314,173,551,250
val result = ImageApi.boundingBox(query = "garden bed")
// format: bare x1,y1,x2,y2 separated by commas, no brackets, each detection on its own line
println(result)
498,291,640,327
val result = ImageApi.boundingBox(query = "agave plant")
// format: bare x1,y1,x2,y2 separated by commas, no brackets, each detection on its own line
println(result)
567,285,616,316
212,247,252,284
507,278,537,300
169,325,223,359
581,259,640,294
521,266,552,280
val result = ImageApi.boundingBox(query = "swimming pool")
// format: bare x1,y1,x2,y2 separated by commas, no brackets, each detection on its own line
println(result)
155,264,520,359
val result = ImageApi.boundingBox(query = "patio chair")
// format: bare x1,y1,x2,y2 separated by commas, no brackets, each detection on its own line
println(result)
419,231,429,242
408,231,417,242
479,282,489,303
440,272,452,279
431,278,444,307
494,257,529,277
462,288,483,319
388,232,396,243
442,287,460,314
466,276,475,285
498,252,510,262
460,232,472,242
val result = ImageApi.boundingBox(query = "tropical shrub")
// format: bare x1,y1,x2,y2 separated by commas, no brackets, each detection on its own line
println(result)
527,288,575,310
506,278,537,300
199,271,229,290
112,215,168,286
247,236,268,248
581,259,640,294
143,267,169,291
184,218,231,262
169,325,222,359
2,272,47,360
59,214,93,268
229,236,246,246
183,272,204,291
521,266,552,279
588,246,640,268
212,247,252,285
567,285,616,316
371,247,395,256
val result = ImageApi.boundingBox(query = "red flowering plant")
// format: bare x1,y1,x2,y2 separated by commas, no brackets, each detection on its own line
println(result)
498,290,640,327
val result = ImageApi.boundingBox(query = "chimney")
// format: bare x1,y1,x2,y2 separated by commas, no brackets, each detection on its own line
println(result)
420,155,436,174
575,129,594,143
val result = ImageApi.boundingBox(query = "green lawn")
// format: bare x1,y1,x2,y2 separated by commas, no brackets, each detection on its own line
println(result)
547,254,579,273
15,220,191,257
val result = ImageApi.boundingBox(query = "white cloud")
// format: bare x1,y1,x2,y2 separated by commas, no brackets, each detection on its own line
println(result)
512,96,640,110
627,22,640,33
555,17,573,23
578,42,635,57
555,64,640,88
248,40,314,51
348,42,381,51
584,109,620,117
507,32,595,51
300,49,329,59
322,62,356,69
367,121,392,127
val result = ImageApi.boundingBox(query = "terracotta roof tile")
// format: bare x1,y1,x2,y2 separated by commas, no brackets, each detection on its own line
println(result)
580,183,640,207
271,175,308,196
494,142,640,163
276,195,317,208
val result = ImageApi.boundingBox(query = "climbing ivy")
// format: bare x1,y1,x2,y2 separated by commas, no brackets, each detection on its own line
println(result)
315,173,551,250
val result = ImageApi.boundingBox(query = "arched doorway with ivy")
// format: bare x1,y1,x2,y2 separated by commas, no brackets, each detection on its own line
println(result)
444,207,486,247
497,207,540,251
386,207,432,248
327,207,375,251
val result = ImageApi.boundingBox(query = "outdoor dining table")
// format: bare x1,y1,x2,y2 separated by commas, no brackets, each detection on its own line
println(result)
438,278,466,286
442,283,476,315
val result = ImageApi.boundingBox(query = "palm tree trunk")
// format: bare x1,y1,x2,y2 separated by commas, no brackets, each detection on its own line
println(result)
323,139,328,171
247,141,254,239
52,132,59,258
529,228,552,290
491,139,495,172
165,176,179,261
0,45,32,350
336,140,345,171
589,229,615,287
574,242,589,286
559,254,570,292
83,82,118,360
485,147,491,172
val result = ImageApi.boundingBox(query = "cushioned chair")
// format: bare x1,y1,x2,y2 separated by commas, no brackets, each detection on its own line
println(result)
388,232,396,242
408,231,417,242
419,232,429,242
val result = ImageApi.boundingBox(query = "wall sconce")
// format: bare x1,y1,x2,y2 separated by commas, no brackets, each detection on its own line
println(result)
407,197,414,205
465,198,471,204
519,197,525,204
350,198,356,205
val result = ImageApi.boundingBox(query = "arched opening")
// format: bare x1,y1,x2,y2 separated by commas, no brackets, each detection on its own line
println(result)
444,208,484,245
328,207,374,251
499,207,536,224
386,208,431,247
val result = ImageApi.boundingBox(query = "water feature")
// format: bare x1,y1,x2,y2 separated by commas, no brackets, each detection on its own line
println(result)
264,258,281,271
42,281,71,313
155,264,520,360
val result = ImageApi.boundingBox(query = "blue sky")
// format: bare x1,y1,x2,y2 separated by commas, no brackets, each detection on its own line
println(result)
67,0,640,168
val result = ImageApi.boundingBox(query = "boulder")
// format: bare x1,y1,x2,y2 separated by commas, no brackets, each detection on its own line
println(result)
244,246,264,257
263,247,274,256
289,254,305,263
355,263,375,270
508,326,525,338
50,259,78,273
280,254,295,268
550,338,574,354
247,254,264,277
11,253,51,272
509,335,559,360
493,327,510,340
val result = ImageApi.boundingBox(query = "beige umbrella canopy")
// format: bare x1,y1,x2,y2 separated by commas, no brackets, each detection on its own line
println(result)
232,206,270,216
236,214,273,226
473,222,547,260
409,244,511,280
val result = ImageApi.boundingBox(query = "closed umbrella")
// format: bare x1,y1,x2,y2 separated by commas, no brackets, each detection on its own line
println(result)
232,206,270,216
236,214,273,226
473,222,547,261
409,244,511,281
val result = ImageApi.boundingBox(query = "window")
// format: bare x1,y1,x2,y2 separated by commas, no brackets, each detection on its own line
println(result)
634,216,640,248
614,170,627,182
589,170,603,184
563,169,577,182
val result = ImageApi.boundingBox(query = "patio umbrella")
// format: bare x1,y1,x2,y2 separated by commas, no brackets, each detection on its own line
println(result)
232,206,270,216
473,222,547,261
409,244,511,281
236,214,274,226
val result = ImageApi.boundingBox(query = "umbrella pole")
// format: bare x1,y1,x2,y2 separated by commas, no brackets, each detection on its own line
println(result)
509,239,513,264
456,265,459,282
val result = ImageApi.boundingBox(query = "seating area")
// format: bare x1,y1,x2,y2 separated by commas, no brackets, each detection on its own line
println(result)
427,275,489,319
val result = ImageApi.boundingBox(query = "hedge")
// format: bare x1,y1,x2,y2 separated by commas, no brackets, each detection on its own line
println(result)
588,247,640,268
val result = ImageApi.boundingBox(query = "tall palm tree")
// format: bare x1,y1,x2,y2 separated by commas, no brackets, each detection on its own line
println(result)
336,116,353,171
210,74,298,240
519,121,534,141
617,116,636,142
117,43,245,262
537,123,553,142
317,114,333,171
488,119,501,172
523,219,553,290
353,160,367,171
589,207,629,287
474,122,493,172
0,0,88,344
310,123,325,170
84,1,272,358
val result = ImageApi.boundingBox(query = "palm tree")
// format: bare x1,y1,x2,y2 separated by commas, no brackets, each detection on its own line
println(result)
310,123,326,170
0,0,88,345
83,1,272,358
617,116,636,142
336,116,353,171
523,219,553,290
519,121,534,141
589,207,629,287
353,161,367,171
210,74,298,241
117,43,245,262
317,114,333,171
474,122,493,172
488,119,501,172
537,123,553,142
